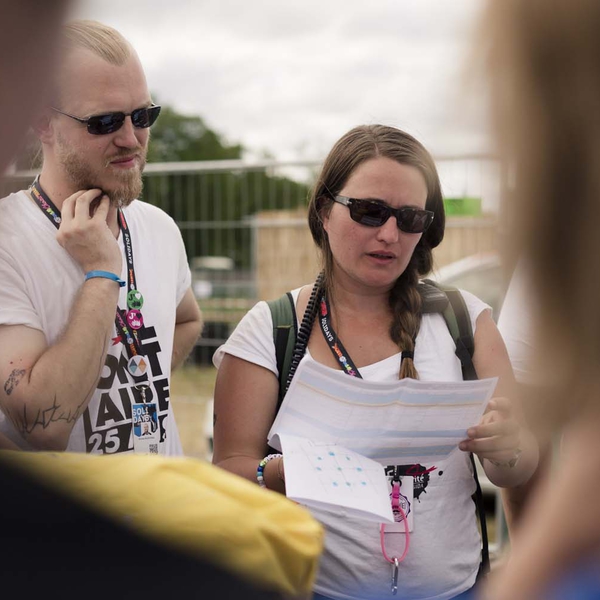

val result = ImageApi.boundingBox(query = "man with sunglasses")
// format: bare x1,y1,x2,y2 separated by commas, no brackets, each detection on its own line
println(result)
0,20,203,455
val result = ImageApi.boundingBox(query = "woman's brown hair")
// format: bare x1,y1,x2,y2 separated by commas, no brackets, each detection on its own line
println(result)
307,124,445,379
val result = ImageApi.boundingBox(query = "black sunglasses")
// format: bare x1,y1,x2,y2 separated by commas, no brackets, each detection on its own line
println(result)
333,195,434,234
50,104,161,135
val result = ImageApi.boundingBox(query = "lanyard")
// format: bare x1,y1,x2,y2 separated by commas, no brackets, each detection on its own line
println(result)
29,178,148,378
317,290,410,594
113,208,144,358
318,293,362,378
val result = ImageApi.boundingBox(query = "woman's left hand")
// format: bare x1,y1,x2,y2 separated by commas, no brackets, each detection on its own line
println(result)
466,312,539,487
459,397,521,466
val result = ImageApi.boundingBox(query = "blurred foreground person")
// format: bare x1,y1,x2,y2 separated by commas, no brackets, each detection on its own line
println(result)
477,0,600,598
0,2,71,174
0,0,71,456
0,2,69,451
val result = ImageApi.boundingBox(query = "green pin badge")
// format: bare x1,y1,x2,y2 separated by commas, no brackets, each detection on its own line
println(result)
127,289,144,310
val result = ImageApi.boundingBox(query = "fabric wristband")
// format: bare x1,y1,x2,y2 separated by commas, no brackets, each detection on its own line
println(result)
256,453,283,488
85,270,126,287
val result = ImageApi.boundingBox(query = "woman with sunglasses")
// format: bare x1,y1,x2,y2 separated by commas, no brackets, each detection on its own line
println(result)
212,125,539,600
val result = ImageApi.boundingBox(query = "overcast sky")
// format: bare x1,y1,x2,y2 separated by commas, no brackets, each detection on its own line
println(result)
72,0,491,163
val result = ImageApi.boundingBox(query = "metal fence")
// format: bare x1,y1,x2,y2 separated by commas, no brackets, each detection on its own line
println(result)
2,155,505,363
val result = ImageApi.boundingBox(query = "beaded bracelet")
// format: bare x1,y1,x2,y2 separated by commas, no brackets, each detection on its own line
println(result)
256,453,283,488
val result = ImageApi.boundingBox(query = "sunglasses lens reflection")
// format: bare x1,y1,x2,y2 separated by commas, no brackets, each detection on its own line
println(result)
397,208,433,234
351,201,389,228
131,106,160,128
88,113,125,135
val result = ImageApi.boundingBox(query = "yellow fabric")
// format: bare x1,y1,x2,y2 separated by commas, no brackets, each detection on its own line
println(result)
1,451,323,594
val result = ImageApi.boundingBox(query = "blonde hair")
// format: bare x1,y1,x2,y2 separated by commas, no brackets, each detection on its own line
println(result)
62,19,131,65
483,0,600,431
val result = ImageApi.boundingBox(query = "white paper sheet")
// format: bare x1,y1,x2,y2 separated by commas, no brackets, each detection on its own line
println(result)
268,360,498,464
274,433,395,523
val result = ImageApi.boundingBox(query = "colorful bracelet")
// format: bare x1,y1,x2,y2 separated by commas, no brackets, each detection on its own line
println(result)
256,453,283,488
85,270,126,287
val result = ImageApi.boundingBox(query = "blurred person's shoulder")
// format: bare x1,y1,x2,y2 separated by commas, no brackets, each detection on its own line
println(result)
498,260,536,383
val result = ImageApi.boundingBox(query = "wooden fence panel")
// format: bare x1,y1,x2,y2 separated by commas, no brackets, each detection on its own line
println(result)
254,210,498,300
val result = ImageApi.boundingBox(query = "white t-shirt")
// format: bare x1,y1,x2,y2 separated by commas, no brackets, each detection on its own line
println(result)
214,288,491,600
0,190,190,455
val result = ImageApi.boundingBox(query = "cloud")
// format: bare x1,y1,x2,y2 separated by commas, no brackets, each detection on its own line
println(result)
72,0,490,160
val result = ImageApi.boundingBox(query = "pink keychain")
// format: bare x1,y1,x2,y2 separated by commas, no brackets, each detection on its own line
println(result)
380,480,410,595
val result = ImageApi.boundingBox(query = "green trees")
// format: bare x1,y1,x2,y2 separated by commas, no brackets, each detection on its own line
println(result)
146,105,243,162
139,104,310,270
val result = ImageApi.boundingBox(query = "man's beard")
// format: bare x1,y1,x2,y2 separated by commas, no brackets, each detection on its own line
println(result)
56,134,146,208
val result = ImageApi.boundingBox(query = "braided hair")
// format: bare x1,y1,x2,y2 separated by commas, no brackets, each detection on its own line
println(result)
307,125,445,379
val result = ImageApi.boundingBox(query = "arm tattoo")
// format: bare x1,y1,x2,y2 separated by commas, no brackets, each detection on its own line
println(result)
6,394,87,438
3,369,26,396
5,353,104,439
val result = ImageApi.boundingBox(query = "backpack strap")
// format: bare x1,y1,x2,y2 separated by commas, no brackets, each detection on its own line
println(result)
420,280,477,381
470,452,491,578
266,292,297,410
444,288,478,381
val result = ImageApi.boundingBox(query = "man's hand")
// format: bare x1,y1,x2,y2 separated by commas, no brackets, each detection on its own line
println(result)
56,189,121,274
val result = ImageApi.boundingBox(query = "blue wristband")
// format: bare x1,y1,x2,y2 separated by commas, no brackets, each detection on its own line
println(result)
85,270,126,287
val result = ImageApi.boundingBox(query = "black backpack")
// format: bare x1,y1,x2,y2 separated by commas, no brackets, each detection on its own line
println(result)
267,279,490,577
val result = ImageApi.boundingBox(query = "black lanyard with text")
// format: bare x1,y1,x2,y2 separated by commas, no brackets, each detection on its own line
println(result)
318,293,363,378
29,178,148,378
114,209,144,359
